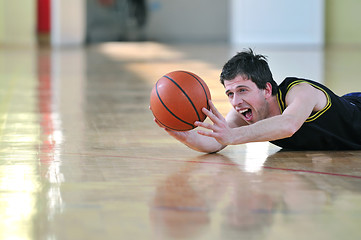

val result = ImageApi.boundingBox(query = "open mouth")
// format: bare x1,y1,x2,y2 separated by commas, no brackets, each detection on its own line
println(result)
238,108,253,121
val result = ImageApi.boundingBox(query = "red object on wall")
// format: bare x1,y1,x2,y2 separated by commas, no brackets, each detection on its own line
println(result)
37,0,51,33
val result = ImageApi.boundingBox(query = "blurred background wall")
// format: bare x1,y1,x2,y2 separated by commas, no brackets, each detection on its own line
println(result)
326,0,361,45
144,0,228,43
0,0,36,46
0,0,360,47
51,0,85,46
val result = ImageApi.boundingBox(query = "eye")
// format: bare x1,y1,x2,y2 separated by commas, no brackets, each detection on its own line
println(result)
226,92,234,98
238,88,248,94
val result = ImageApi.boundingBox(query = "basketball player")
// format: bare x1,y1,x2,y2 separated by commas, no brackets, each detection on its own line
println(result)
155,49,361,152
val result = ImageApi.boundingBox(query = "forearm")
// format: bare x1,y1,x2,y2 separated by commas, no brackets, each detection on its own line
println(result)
232,115,297,144
187,134,226,153
168,130,226,153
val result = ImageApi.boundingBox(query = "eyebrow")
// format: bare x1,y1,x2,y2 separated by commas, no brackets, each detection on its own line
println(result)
225,85,249,95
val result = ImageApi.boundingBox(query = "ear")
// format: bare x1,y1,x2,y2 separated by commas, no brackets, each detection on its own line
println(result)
264,82,273,98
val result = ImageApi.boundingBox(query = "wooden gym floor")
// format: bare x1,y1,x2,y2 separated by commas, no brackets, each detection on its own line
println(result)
1,42,361,240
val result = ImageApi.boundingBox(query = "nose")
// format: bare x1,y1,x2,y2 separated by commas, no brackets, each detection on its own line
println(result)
231,93,243,106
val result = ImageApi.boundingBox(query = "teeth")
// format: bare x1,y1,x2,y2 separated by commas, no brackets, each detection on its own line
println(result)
238,109,248,114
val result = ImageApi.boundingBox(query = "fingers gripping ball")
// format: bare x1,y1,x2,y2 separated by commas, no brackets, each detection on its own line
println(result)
150,70,211,131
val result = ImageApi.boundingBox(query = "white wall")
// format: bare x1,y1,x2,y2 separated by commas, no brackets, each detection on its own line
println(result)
145,0,229,42
230,0,325,47
51,0,86,46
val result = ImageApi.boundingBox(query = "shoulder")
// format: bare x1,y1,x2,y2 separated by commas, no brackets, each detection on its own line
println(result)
281,77,329,93
278,77,300,89
284,79,329,112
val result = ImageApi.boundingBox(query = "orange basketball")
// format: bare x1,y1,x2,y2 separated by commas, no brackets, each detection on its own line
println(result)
150,70,211,131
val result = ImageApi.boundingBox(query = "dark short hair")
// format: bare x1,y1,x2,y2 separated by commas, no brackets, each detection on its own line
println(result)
220,49,278,95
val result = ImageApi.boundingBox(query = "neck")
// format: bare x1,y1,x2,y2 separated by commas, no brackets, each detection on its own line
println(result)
268,95,282,117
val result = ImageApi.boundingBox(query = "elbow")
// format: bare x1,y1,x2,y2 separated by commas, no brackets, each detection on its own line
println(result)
283,121,300,138
283,128,296,138
197,149,220,154
199,145,226,154
206,148,223,154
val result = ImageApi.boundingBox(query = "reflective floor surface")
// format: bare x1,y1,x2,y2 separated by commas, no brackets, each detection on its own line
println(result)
1,42,361,240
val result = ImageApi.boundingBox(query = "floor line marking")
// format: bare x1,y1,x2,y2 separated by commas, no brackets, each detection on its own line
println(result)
62,152,361,179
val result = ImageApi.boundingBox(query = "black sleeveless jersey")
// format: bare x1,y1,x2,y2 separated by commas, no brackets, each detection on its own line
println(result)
270,77,361,150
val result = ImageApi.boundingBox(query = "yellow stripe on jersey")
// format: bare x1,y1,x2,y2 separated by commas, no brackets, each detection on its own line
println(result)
276,89,285,112
276,80,332,122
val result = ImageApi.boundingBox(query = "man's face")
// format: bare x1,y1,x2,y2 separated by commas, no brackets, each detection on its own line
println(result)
224,75,270,124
